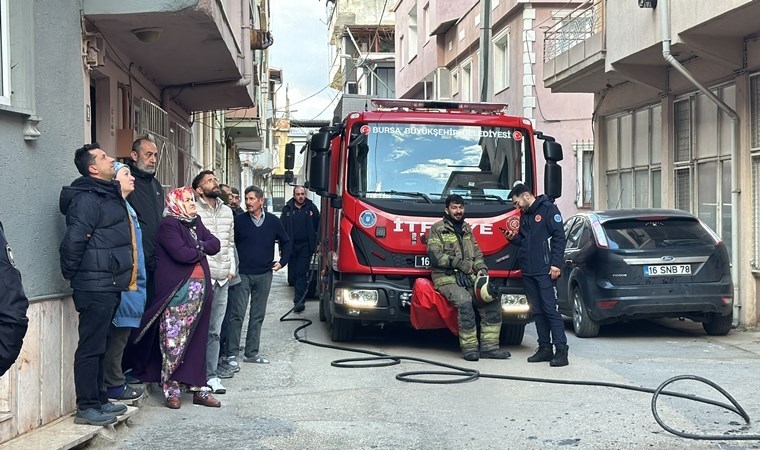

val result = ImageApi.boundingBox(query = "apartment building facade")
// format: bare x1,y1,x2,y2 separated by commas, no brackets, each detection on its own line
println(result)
543,0,760,327
393,0,594,215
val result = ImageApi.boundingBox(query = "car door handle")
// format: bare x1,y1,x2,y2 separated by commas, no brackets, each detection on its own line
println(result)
564,259,573,267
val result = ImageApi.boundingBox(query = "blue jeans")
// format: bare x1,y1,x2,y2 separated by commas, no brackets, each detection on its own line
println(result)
223,272,272,358
205,282,229,379
523,274,567,347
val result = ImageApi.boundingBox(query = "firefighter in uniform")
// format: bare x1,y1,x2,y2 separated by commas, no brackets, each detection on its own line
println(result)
427,194,510,361
504,183,568,367
0,220,29,377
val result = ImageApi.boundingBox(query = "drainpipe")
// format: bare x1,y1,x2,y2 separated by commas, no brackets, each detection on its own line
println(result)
660,0,740,326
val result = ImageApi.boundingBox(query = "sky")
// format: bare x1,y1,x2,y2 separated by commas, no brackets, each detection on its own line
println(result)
269,0,338,121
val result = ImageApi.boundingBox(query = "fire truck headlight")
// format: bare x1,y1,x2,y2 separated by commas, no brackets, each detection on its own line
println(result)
501,294,530,314
335,288,379,308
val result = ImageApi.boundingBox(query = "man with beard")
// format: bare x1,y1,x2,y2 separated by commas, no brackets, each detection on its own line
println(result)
193,171,237,394
504,183,568,367
281,186,320,312
126,137,164,307
426,194,510,361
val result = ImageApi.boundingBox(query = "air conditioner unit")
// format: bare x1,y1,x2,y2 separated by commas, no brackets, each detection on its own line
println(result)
83,35,105,68
434,67,451,100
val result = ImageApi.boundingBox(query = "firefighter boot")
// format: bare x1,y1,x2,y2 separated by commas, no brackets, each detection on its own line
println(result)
460,327,479,361
527,346,554,363
550,344,569,367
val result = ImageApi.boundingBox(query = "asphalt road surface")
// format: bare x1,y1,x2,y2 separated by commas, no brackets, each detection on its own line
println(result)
90,269,760,449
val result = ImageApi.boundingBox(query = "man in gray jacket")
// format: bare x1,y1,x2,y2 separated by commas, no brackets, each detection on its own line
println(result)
193,171,237,394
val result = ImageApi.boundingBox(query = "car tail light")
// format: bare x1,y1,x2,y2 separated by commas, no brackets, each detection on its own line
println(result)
591,219,609,248
596,300,618,309
721,297,733,305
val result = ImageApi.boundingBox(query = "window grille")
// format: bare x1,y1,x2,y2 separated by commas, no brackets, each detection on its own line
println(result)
674,168,691,211
674,99,691,163
752,155,760,269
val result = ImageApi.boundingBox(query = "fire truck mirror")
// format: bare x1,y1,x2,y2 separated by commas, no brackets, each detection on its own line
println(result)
311,131,331,152
543,140,563,162
544,162,562,199
309,132,331,193
284,143,296,170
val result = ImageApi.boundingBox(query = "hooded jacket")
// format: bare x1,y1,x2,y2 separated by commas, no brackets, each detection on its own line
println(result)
59,176,134,292
125,162,164,272
509,194,565,277
426,214,487,288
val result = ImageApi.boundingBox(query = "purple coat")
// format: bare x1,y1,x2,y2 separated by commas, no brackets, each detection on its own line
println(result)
129,215,220,387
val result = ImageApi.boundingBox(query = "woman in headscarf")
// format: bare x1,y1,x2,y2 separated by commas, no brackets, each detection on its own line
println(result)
132,186,221,409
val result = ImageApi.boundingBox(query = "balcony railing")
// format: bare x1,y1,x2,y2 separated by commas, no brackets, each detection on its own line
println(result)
543,0,604,62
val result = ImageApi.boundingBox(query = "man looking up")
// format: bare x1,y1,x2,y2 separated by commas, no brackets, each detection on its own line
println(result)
59,144,133,425
427,194,510,361
193,170,237,394
126,137,163,307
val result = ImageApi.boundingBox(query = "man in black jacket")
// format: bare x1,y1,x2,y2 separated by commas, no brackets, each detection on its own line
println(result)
0,220,29,377
504,183,568,367
60,143,135,426
281,186,319,312
126,137,163,306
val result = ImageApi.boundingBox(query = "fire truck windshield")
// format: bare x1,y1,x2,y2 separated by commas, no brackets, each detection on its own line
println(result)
346,122,532,203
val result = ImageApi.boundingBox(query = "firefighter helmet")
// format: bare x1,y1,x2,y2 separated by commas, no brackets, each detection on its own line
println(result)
474,275,497,305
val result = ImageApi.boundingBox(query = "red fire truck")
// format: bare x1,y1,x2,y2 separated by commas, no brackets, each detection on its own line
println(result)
305,98,563,344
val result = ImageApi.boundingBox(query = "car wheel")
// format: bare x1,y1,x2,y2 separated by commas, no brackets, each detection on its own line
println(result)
702,312,732,336
330,317,355,342
572,286,599,338
499,324,525,346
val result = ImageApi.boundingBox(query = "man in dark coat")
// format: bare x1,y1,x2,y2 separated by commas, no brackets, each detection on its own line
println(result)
60,143,135,426
504,183,568,367
281,186,319,312
0,220,29,377
126,137,164,306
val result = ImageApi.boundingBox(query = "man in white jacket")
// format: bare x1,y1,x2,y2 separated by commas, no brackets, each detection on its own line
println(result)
193,171,237,394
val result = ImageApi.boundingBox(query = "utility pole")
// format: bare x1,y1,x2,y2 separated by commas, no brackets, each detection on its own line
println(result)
479,0,493,102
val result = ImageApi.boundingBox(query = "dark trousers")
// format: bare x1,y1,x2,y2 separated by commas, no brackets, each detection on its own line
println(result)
220,283,240,359
291,242,311,303
103,325,131,388
523,274,567,348
72,290,120,410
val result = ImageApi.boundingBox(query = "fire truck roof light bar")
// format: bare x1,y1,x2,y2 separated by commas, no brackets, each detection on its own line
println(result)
372,99,507,113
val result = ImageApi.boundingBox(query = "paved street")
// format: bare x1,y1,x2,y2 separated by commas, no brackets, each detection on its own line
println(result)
90,269,760,450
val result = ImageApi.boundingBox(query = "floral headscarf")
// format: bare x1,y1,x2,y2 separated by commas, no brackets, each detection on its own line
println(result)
164,186,197,222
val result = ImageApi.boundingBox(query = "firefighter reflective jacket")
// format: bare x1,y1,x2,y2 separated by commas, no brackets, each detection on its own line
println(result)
426,215,487,288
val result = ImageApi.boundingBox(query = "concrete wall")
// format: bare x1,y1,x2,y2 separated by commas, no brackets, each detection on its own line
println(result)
0,0,86,443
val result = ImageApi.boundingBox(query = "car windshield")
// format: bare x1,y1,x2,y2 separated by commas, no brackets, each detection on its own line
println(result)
602,217,716,250
346,122,532,202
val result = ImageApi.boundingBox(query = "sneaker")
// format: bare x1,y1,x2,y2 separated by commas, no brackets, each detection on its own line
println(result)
293,302,305,313
74,408,117,426
227,357,241,370
216,366,234,379
243,354,270,364
207,377,226,394
100,402,127,416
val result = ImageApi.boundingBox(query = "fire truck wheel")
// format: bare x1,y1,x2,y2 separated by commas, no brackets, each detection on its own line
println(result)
330,317,356,342
499,323,525,346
